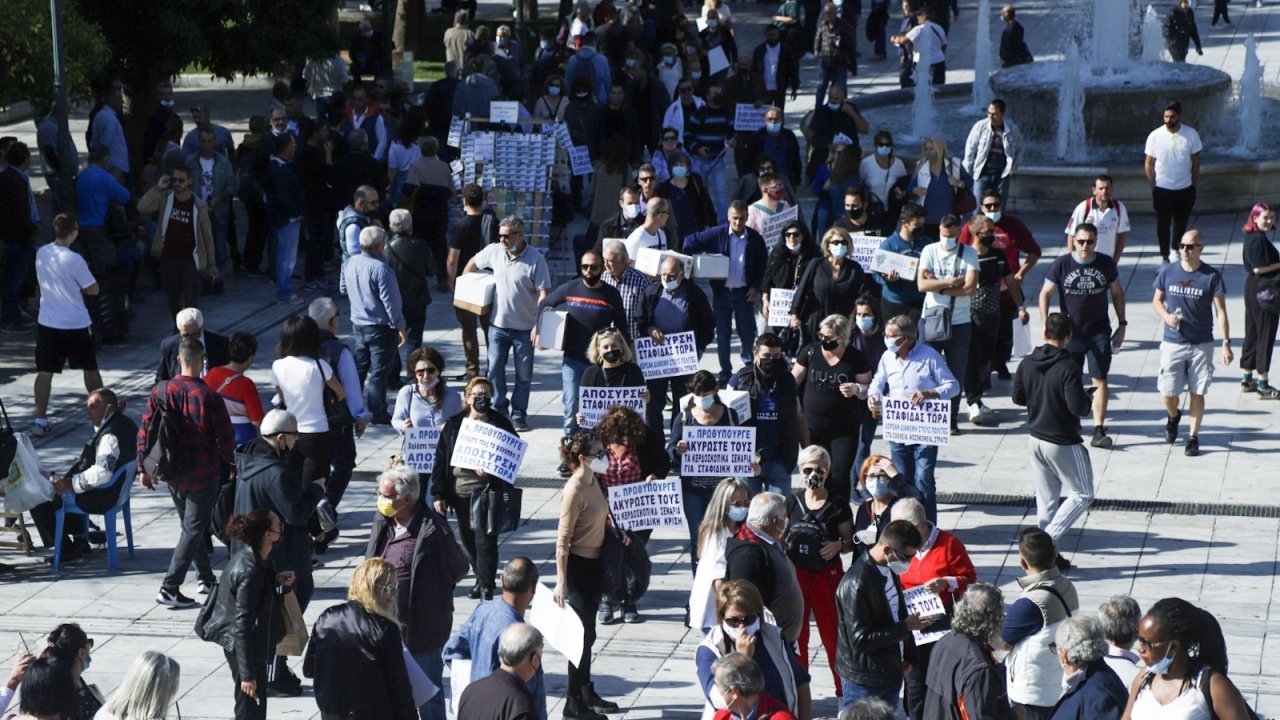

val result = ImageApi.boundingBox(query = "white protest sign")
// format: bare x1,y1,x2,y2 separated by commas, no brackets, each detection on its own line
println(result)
489,100,520,124
448,658,471,718
848,233,882,273
707,45,730,75
578,386,647,429
447,117,463,148
554,122,573,151
870,249,919,280
527,580,586,667
607,478,686,532
759,205,799,248
734,104,767,132
681,426,756,476
634,330,700,380
569,145,592,176
767,288,796,327
903,585,951,645
403,427,441,474
880,396,951,446
449,418,529,484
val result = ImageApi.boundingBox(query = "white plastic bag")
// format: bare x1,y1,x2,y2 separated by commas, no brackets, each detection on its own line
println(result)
1011,316,1034,358
3,432,54,513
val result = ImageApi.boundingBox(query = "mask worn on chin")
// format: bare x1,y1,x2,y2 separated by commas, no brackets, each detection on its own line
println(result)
696,393,716,411
602,349,622,364
856,316,876,333
1148,645,1175,674
820,337,840,351
672,165,689,179
623,202,642,219
575,91,590,99
888,558,913,574
662,278,681,292
588,456,610,473
854,527,878,546
830,243,849,260
727,505,749,522
985,211,1003,223
767,187,786,200
765,121,782,134
471,396,492,412
786,242,802,253
941,235,957,250
420,377,440,391
548,85,562,97
376,496,399,517
876,145,892,157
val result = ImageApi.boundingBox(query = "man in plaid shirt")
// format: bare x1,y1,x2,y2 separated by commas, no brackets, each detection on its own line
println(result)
138,337,236,608
602,240,651,341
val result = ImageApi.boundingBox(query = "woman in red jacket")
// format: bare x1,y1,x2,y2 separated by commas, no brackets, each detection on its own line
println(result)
890,497,978,720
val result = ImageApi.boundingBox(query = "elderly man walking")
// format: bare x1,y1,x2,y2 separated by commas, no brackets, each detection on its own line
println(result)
724,492,805,643
341,226,408,425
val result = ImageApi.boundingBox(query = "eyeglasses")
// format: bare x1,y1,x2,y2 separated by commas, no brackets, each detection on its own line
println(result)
469,394,491,401
1049,642,1058,654
1135,636,1169,652
977,233,995,242
723,614,758,628
1075,237,1097,246
414,366,439,375
866,472,887,480
758,167,774,173
784,231,802,238
982,203,1002,210
827,240,848,246
662,136,678,142
1180,244,1203,250
876,142,892,148
581,263,603,271
499,233,516,240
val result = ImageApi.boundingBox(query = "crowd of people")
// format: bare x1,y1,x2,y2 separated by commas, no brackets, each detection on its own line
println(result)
1,0,1278,719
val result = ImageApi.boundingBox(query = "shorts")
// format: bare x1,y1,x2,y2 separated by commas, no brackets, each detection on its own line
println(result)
36,324,97,374
1158,341,1214,396
1067,330,1112,380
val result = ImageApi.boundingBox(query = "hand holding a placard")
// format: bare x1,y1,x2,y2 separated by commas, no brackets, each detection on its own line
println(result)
905,612,939,632
923,577,950,594
909,388,938,406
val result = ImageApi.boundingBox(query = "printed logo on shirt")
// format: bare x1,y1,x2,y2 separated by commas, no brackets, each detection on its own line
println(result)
169,206,193,227
1060,266,1109,297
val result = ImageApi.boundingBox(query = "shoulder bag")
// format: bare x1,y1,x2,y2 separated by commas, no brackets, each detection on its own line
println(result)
315,359,354,428
920,250,962,343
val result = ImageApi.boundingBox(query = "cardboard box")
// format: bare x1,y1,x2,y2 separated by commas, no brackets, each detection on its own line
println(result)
537,308,568,350
453,272,496,315
691,253,730,279
635,248,693,278
681,387,752,422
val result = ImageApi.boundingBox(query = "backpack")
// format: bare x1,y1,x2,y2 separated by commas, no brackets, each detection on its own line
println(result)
210,474,237,547
785,491,831,571
140,383,186,482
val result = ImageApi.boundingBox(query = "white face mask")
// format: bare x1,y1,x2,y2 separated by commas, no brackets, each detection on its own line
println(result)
940,235,957,250
623,202,642,219
786,241,802,253
984,210,1003,224
696,393,716,411
588,455,610,473
829,243,848,259
662,278,680,292
722,618,761,640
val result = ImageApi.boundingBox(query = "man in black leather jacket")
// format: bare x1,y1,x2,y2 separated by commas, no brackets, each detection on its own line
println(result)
835,519,935,714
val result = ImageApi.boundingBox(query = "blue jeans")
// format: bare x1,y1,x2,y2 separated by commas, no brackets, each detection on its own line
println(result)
487,325,534,421
712,285,757,376
752,458,791,496
561,355,593,434
973,175,1011,212
889,441,940,524
682,483,717,572
693,153,728,219
816,59,848,107
210,208,231,273
926,321,970,425
273,220,300,300
839,679,902,714
353,324,398,421
1,240,31,325
411,648,446,720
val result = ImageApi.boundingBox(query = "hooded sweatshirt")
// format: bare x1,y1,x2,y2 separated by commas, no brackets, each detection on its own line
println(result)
1011,344,1091,445
233,436,325,574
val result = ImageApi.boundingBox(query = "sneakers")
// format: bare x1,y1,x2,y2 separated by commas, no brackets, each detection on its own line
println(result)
156,588,198,608
597,602,618,625
966,403,988,425
33,418,52,436
583,683,620,713
1242,377,1258,393
0,320,33,334
1185,436,1200,457
1259,386,1280,400
278,294,307,304
513,416,529,432
266,665,303,697
197,579,216,595
1090,425,1114,449
1163,411,1181,444
622,605,642,623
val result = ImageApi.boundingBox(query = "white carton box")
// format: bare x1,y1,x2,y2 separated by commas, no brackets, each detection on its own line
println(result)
453,272,496,315
635,248,693,277
691,253,730,279
536,308,568,350
681,387,752,422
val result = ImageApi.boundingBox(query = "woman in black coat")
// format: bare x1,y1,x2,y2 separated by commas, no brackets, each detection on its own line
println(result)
429,376,519,600
200,509,292,720
762,220,822,340
790,226,866,340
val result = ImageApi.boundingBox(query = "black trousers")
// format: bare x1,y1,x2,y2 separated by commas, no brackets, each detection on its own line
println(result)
1212,0,1230,24
450,487,499,591
291,430,333,486
645,372,690,445
1152,185,1196,260
158,257,201,324
224,650,268,720
1243,274,1279,374
566,553,602,697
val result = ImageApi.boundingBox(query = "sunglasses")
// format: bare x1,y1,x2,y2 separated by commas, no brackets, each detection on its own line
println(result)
982,203,1002,210
1180,244,1203,250
1136,636,1170,652
662,136,678,142
784,231,802,237
581,263,603,271
801,467,826,476
723,614,758,628
1075,238,1097,246
876,143,892,148
414,366,439,375
828,240,848,246
638,176,655,182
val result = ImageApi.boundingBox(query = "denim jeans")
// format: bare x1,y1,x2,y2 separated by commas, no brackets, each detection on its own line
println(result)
926,321,970,425
353,324,398,421
815,59,848,107
712,285,757,376
839,678,902,715
411,647,446,720
561,355,593,435
274,220,300,300
487,324,534,421
972,175,1011,213
210,207,231,273
889,441,940,524
693,153,728,219
753,458,791,496
162,484,219,592
1,240,32,325
682,483,717,572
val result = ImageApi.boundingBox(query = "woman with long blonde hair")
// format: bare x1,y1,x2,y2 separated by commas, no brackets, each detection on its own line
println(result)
910,135,970,234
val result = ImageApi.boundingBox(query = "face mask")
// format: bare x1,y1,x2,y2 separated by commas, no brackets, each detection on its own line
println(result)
696,393,716,411
602,349,622,364
548,85,561,97
820,337,840,351
498,37,510,47
765,121,781,134
722,618,761,639
160,99,175,108
767,38,780,47
888,557,913,575
588,455,610,473
1147,644,1175,674
662,278,681,292
856,316,876,332
691,71,703,81
940,235,957,250
708,95,722,106
626,57,638,67
364,30,374,38
707,18,718,27
541,40,551,50
664,56,676,66
82,654,93,671
420,377,440,391
866,476,890,498
377,496,399,517
672,165,689,179
623,202,642,219
727,505,749,522
575,91,589,99
876,145,892,157
827,101,841,111
786,241,802,253
885,335,903,352
854,527,878,546
758,356,784,376
804,470,826,489
985,210,1003,224
829,243,848,260
767,187,786,201
471,396,492,412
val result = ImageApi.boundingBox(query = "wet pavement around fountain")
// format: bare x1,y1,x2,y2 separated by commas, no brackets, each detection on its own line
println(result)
4,1,1280,718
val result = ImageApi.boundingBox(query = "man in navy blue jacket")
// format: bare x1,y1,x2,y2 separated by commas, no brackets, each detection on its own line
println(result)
682,201,767,383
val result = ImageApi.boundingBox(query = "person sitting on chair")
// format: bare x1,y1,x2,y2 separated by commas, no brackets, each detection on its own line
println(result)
29,388,138,561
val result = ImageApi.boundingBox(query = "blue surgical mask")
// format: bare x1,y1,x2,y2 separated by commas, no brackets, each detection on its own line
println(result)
765,121,782,134
727,505,749,522
83,654,93,671
885,335,902,352
827,101,841,111
548,85,561,97
691,71,703,81
707,18,718,27
623,202,642,219
664,56,676,66
626,57,638,67
876,145,892,157
696,393,716,410
866,475,891,498
857,316,875,333
829,243,848,259
540,40,551,50
662,278,680,292
1148,645,1175,675
672,165,689,178
940,235,957,250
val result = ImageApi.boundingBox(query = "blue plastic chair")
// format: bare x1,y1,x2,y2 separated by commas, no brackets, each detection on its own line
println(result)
53,465,136,572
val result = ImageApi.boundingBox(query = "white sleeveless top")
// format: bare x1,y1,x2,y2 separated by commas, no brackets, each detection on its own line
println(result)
1130,669,1212,720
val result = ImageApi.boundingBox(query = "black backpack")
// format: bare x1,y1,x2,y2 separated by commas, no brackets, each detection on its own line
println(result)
785,492,831,571
209,475,237,547
140,383,186,482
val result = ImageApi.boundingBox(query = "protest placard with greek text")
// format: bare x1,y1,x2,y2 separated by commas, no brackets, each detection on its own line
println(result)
880,396,951,446
579,386,647,428
450,418,528,484
403,427,441,474
681,426,756,476
635,331,699,380
607,478,686,531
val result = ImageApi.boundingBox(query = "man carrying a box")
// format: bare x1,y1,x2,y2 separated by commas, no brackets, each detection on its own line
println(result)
639,256,715,442
464,217,551,433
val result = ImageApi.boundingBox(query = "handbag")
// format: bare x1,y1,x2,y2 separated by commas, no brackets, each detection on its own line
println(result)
469,482,523,536
920,251,961,343
598,522,627,597
315,359,354,428
275,591,310,656
948,160,977,215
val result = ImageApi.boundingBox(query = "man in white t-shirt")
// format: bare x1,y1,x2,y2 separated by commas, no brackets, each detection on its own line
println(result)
1063,174,1130,261
895,6,948,85
917,214,978,428
33,214,102,434
1143,101,1202,262
623,197,670,262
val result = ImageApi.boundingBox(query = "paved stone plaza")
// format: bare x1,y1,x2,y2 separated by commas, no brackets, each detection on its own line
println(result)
2,1,1280,718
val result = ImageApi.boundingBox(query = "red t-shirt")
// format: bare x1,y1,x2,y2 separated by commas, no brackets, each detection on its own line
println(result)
958,215,1041,296
204,366,265,443
163,195,197,260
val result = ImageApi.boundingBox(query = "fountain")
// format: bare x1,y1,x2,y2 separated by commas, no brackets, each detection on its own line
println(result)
971,0,995,111
1235,34,1263,154
1056,41,1086,160
1090,0,1129,72
1141,5,1166,62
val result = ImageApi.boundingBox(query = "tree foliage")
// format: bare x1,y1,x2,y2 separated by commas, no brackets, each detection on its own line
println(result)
0,0,110,109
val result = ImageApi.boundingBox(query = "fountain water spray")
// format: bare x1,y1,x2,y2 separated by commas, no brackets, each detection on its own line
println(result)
1142,5,1166,62
971,0,995,110
1236,34,1263,154
1090,0,1129,72
1056,41,1087,160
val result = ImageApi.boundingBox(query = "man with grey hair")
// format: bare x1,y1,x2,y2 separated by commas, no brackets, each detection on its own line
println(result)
1097,596,1142,688
601,239,649,340
368,463,470,720
342,226,407,425
1050,616,1128,718
156,307,230,382
724,492,804,642
923,582,1012,719
639,256,715,441
840,697,897,720
867,314,958,524
457,623,542,720
711,653,792,719
308,297,365,520
336,185,381,263
465,216,552,432
385,208,433,384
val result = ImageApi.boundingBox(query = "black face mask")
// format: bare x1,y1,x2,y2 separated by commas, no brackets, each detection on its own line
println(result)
820,337,840,351
602,349,622,364
471,396,492,412
758,356,784,375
